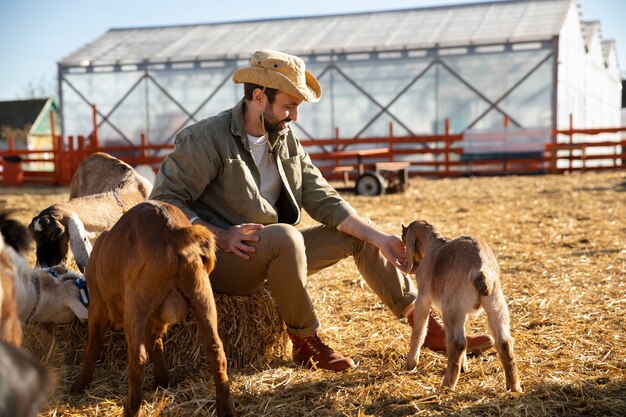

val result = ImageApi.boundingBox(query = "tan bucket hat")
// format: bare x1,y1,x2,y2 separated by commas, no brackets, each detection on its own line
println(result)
232,50,322,102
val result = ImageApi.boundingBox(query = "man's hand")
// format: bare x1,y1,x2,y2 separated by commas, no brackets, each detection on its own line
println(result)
376,233,409,272
337,214,408,272
216,223,264,260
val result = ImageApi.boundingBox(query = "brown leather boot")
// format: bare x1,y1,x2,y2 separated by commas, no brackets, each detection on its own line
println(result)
407,310,494,354
288,332,356,372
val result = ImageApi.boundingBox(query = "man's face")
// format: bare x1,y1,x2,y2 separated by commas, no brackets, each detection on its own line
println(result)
262,91,303,134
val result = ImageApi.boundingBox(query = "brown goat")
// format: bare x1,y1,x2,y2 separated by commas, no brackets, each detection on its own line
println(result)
0,211,30,346
71,201,235,417
1,234,23,346
69,152,153,199
402,220,521,392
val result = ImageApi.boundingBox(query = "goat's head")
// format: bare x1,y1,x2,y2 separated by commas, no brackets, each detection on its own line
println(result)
402,220,438,274
28,207,71,268
0,210,32,257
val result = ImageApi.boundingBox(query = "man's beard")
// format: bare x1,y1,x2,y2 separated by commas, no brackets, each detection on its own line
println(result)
263,105,290,135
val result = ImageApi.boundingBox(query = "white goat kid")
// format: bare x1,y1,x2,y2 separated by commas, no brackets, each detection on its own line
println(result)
402,220,521,392
8,250,88,324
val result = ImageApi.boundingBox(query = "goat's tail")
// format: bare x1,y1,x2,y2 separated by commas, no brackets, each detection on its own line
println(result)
175,225,217,274
472,271,492,297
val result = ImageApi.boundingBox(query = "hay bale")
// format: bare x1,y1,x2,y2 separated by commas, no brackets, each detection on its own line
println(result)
23,286,286,374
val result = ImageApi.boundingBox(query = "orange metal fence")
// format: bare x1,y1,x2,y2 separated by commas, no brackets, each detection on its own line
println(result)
1,115,625,186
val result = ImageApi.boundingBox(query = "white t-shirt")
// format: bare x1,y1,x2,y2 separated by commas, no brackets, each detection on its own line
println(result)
247,134,282,207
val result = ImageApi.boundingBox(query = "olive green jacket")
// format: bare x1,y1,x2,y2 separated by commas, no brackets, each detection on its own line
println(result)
149,99,356,229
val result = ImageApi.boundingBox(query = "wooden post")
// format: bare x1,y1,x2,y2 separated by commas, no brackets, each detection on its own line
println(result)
444,118,450,177
66,135,75,184
334,127,341,180
389,121,394,162
569,113,573,171
53,134,61,184
503,115,509,173
91,104,99,150
140,132,148,163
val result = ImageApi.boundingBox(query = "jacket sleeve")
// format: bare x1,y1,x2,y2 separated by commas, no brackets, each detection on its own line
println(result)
149,128,221,221
296,140,356,228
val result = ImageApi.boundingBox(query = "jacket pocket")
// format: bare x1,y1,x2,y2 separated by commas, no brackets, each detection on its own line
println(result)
280,155,302,201
223,159,258,202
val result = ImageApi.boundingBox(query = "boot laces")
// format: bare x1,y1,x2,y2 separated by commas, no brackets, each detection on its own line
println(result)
303,334,332,356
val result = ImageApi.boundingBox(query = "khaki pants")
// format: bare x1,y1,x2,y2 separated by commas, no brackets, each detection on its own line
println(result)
209,223,417,337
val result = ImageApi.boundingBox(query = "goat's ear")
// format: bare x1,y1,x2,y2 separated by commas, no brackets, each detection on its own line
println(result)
404,226,417,274
67,214,92,273
66,297,88,321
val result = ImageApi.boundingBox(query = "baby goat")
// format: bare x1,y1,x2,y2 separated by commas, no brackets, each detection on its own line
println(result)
71,201,236,417
402,220,521,392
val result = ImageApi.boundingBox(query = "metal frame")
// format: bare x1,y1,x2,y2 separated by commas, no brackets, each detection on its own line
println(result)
59,43,556,150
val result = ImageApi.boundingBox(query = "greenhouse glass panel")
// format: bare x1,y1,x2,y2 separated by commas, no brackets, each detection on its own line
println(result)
150,67,236,116
61,71,145,139
61,80,95,137
388,64,437,135
317,68,380,139
500,58,553,128
194,82,243,126
442,49,553,102
473,108,509,130
437,64,492,133
105,78,147,144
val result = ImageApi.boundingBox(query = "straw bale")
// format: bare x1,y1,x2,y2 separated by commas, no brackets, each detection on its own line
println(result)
22,286,286,372
2,172,625,416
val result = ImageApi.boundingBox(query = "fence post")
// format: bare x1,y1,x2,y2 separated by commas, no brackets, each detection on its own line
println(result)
334,127,341,177
503,115,509,173
389,121,394,162
53,134,60,184
569,113,574,171
444,118,450,177
91,104,99,149
140,132,148,164
1,136,25,186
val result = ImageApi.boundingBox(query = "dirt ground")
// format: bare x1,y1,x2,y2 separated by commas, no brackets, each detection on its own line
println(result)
1,170,624,416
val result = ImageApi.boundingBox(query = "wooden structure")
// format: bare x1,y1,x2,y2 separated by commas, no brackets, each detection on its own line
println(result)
1,112,624,190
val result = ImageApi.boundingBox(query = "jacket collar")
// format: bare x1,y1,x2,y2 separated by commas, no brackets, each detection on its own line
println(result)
230,98,247,140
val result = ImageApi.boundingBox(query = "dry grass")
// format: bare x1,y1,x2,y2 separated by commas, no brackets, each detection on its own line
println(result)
1,171,625,416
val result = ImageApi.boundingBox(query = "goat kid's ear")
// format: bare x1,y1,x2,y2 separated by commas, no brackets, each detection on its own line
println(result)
404,227,418,274
67,297,89,321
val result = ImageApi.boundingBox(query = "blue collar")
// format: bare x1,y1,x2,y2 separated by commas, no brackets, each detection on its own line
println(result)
73,277,90,307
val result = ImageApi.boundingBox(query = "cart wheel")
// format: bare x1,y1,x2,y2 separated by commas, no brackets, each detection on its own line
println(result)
355,172,386,196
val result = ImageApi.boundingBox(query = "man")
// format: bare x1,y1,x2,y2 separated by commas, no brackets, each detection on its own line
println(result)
150,50,493,372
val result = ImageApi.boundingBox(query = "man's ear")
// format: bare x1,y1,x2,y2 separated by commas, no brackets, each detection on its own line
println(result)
252,87,266,105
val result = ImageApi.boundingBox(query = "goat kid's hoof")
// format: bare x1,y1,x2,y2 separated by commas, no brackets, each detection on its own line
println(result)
508,383,523,393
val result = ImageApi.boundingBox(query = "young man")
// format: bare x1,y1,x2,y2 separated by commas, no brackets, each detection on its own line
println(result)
150,50,493,372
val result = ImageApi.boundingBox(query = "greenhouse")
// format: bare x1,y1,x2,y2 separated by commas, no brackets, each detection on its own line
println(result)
57,0,621,157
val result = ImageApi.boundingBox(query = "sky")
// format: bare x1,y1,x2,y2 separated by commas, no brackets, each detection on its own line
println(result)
0,0,624,101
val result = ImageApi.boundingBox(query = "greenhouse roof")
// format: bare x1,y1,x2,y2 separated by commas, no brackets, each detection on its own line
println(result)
60,0,574,67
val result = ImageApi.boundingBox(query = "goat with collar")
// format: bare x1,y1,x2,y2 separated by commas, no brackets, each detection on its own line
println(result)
1,211,88,324
10,254,88,324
